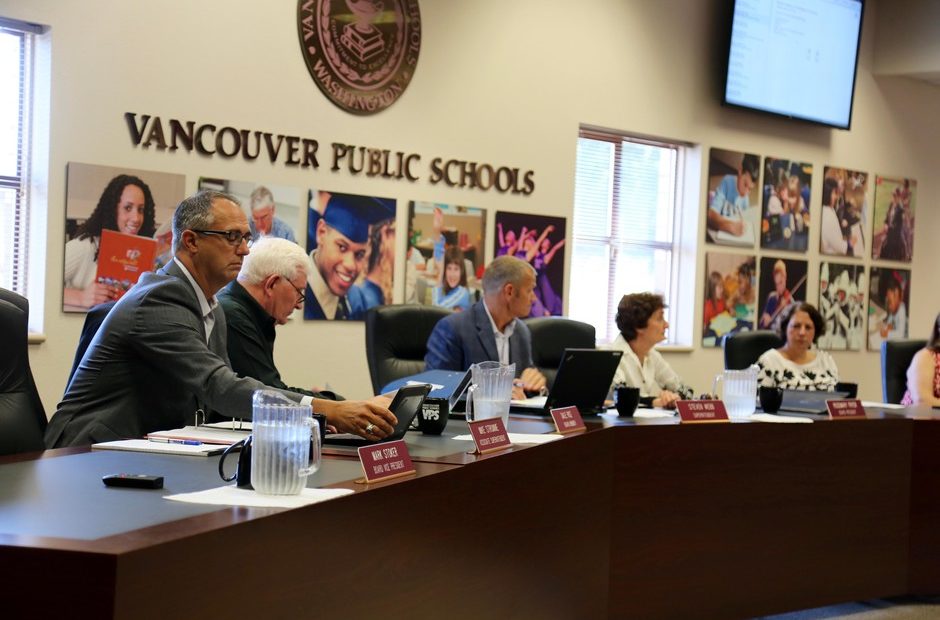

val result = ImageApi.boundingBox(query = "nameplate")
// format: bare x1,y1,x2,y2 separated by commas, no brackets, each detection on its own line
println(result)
550,406,586,435
676,400,730,424
357,440,416,483
467,418,512,454
827,399,866,420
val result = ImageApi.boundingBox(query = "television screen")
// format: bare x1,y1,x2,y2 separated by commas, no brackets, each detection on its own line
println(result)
723,0,864,130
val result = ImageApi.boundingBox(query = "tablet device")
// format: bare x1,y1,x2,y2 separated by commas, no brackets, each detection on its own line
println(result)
324,383,432,446
777,388,850,415
511,348,623,416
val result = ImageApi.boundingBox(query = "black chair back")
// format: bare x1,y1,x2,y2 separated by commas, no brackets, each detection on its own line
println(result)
0,289,46,455
722,330,784,370
66,300,117,389
365,304,451,395
524,317,596,388
881,339,927,404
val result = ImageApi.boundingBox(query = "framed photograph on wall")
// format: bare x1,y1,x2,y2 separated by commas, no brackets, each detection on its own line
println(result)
304,190,396,321
757,256,807,333
704,148,760,248
493,211,566,317
818,262,866,351
63,162,185,313
405,201,486,311
702,252,756,347
871,176,916,262
759,157,812,252
197,178,303,246
867,267,911,351
819,166,868,258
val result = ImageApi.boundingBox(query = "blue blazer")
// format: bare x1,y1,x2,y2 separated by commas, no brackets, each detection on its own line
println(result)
424,301,533,377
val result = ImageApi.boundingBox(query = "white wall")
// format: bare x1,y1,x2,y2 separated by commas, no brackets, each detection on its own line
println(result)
4,0,939,413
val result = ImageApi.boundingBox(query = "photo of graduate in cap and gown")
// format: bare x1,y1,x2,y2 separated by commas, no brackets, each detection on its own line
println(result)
304,190,396,321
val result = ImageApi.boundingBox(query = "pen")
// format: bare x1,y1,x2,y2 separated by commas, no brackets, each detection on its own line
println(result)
148,438,202,446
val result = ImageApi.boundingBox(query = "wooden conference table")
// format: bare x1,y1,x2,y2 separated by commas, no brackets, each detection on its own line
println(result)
1,407,939,619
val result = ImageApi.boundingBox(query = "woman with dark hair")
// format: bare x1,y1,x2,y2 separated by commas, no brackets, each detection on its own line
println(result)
431,246,471,311
901,313,940,406
355,218,396,308
757,302,839,390
63,174,156,309
608,292,693,409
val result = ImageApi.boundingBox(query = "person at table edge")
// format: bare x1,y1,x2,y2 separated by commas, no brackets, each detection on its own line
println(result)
424,255,547,399
45,190,395,448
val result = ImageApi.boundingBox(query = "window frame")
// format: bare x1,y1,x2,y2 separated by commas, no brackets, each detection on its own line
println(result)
571,125,696,346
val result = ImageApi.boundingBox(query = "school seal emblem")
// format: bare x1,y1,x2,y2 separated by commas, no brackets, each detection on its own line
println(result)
297,0,422,115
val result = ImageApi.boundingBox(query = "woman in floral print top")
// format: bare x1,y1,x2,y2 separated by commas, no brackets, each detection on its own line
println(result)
757,302,839,391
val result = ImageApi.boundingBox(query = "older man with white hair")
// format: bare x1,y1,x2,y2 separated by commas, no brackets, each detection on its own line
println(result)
218,237,391,416
247,185,296,243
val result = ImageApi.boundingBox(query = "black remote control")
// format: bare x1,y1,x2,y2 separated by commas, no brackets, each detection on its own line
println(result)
101,474,164,489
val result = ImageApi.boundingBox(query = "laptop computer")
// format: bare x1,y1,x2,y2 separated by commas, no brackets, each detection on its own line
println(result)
324,384,432,447
776,388,851,415
511,348,623,416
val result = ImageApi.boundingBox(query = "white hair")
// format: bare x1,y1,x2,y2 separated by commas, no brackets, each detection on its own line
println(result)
238,237,313,285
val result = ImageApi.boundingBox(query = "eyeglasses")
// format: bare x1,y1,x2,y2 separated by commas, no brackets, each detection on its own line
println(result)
285,279,306,305
192,229,253,247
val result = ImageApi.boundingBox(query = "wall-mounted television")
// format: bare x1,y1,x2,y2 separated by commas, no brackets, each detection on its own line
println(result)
723,0,865,130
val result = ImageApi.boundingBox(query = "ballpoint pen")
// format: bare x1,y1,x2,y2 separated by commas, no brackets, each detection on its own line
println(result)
148,438,202,446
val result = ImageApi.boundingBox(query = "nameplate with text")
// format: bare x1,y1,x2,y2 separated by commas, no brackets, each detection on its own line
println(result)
550,406,586,435
468,418,512,455
827,399,866,420
357,440,416,483
676,400,730,424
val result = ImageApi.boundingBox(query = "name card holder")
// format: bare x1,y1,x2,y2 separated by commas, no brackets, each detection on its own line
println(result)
826,399,867,420
467,418,512,455
550,406,586,435
676,400,730,424
357,439,417,484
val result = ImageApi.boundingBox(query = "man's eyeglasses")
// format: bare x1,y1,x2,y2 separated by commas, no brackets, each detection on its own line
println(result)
285,279,306,305
192,229,253,247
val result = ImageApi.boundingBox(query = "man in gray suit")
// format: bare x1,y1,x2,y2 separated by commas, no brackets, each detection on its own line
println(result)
424,256,547,399
46,191,395,448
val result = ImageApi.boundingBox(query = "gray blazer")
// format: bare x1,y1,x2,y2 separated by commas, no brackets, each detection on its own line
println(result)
45,262,302,448
424,300,533,377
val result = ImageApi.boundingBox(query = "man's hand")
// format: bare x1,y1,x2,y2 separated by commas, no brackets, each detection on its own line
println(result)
520,367,547,394
314,398,397,439
652,390,681,409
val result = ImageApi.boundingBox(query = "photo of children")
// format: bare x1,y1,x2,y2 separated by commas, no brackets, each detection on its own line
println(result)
702,253,756,347
819,166,868,258
757,257,807,333
493,211,566,317
760,158,811,252
406,201,486,311
871,176,916,262
868,267,911,351
818,262,866,351
304,190,396,321
198,178,302,245
705,149,760,248
64,162,185,313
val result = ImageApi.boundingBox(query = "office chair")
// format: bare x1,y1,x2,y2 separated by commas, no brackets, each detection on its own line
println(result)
66,300,116,389
721,330,784,370
524,316,596,388
882,339,927,404
0,289,46,455
365,304,451,395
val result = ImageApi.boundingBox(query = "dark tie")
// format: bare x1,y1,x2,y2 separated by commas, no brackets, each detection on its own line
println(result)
334,298,348,320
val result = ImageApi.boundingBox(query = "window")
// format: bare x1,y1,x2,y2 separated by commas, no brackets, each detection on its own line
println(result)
0,17,48,331
570,126,695,345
